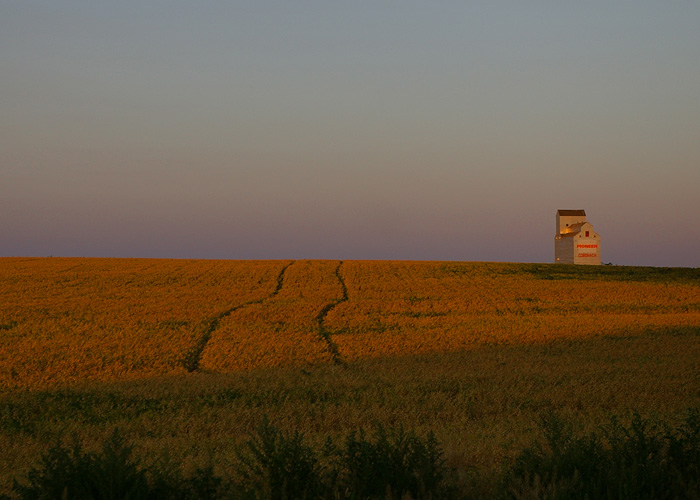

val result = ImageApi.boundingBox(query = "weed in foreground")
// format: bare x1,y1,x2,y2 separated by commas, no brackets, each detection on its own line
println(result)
10,429,153,500
236,416,324,500
6,429,225,500
501,409,700,500
340,427,449,500
6,421,454,500
6,409,700,499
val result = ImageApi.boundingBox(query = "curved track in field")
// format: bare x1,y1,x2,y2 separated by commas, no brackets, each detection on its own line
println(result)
182,261,295,372
315,261,348,365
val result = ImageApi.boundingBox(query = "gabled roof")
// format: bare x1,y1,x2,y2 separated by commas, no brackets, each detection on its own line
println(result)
557,209,586,216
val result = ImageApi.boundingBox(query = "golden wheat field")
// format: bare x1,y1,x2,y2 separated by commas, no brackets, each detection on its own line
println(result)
1,257,699,391
1,257,699,494
0,258,292,390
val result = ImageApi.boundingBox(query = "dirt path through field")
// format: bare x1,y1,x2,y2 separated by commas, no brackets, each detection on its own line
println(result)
181,261,295,372
198,260,345,372
314,261,348,365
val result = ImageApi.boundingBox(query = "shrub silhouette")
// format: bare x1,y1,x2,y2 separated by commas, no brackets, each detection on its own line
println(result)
236,416,323,499
235,419,451,499
11,429,153,500
341,427,448,499
502,409,700,499
7,429,223,500
11,410,698,499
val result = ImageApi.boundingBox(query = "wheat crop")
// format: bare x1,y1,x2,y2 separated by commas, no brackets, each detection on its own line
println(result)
0,258,288,391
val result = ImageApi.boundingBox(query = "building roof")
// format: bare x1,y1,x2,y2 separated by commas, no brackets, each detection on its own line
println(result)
557,209,586,216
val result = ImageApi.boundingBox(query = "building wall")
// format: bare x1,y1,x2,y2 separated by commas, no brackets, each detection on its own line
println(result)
572,230,601,265
555,236,574,264
556,212,587,235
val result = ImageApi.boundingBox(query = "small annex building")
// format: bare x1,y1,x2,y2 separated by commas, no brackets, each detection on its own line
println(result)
554,209,601,265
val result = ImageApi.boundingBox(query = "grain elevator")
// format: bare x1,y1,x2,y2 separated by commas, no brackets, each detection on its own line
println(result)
554,209,601,265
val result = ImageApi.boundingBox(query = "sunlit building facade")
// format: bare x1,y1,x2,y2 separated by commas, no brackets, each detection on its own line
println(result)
554,209,601,265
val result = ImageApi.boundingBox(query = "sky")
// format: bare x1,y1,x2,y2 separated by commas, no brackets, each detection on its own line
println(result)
2,1,699,267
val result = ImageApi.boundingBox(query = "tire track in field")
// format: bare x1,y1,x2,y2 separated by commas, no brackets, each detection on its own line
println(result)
315,261,348,365
182,261,295,372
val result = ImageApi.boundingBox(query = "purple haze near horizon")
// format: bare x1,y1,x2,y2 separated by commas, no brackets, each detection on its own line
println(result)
2,2,699,267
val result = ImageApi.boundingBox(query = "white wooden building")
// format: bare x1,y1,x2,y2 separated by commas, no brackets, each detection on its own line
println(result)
554,209,601,265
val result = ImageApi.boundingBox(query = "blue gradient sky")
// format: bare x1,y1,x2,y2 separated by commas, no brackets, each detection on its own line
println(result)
2,2,699,266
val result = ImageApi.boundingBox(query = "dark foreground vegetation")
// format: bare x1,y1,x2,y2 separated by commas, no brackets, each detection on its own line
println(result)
4,409,699,500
